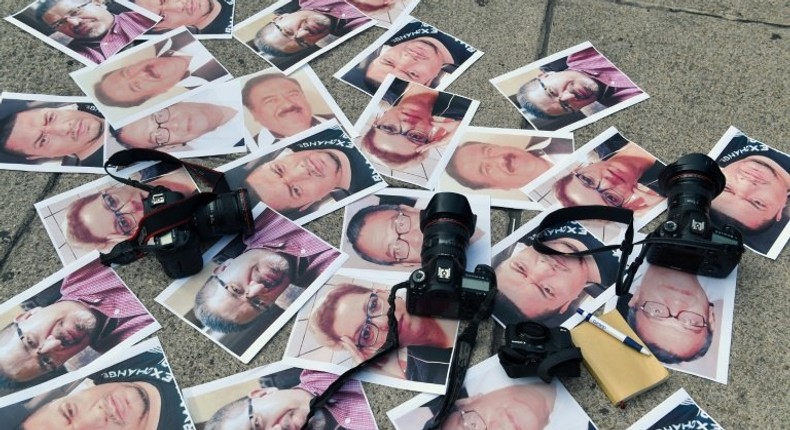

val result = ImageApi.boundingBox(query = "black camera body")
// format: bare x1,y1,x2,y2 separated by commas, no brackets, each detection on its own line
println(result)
498,321,581,383
645,153,744,277
405,192,495,320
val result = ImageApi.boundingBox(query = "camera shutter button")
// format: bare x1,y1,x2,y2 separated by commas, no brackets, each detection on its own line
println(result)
662,220,678,233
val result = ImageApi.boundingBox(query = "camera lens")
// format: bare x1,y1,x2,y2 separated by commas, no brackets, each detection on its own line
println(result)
419,192,477,270
659,153,725,216
515,321,550,344
193,189,254,238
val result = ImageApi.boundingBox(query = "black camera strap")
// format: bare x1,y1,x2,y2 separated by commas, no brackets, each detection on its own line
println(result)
103,148,230,192
303,266,498,430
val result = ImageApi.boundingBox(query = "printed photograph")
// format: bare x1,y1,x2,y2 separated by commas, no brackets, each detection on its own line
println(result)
71,27,231,128
708,126,790,259
387,356,597,430
350,0,419,28
106,80,250,159
523,127,667,233
0,337,195,429
0,255,159,403
35,161,199,265
232,0,374,75
491,210,619,328
338,188,491,281
336,15,483,95
5,0,159,66
354,75,478,189
0,92,108,173
236,66,356,148
612,262,736,383
437,126,574,210
183,361,378,430
284,274,460,394
156,206,346,363
219,120,387,225
491,41,649,132
132,0,236,39
626,388,723,430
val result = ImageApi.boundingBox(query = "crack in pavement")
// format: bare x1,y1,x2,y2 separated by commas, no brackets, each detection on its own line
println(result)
608,0,790,28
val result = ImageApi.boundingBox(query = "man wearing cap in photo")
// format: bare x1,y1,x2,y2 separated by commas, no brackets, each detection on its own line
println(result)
492,220,618,327
709,132,790,253
193,208,341,333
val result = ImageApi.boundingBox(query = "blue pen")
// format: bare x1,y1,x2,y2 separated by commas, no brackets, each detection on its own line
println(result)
576,308,652,356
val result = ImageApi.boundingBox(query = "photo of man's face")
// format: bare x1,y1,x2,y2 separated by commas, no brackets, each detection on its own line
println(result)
41,0,115,40
449,142,551,190
97,56,191,106
117,103,233,149
712,155,790,231
441,385,555,430
134,0,221,32
351,204,423,266
366,38,452,87
520,70,601,117
247,77,313,137
562,154,647,208
214,387,312,430
257,10,332,55
4,107,104,159
75,186,147,242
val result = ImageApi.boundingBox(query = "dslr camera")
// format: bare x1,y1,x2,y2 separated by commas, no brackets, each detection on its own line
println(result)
497,321,582,383
645,153,744,277
405,192,495,320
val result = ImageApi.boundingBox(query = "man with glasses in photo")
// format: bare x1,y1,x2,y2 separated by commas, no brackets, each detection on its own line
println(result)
36,0,156,64
252,0,370,59
111,101,243,151
193,209,341,333
308,282,456,383
624,264,716,364
0,262,155,393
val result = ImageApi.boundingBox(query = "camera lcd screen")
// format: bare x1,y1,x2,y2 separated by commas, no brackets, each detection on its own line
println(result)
463,277,490,292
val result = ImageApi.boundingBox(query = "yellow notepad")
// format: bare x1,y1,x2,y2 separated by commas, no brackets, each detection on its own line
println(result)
571,310,669,405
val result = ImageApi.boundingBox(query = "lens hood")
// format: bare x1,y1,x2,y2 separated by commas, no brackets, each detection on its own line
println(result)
658,153,726,197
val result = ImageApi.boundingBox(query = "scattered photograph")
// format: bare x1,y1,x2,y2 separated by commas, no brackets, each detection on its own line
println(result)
183,361,378,429
219,120,387,225
5,0,159,66
522,127,667,234
156,206,347,363
71,27,232,128
284,274,460,394
0,337,195,429
0,92,108,173
133,0,236,39
338,188,491,281
0,254,160,403
491,209,619,328
437,126,574,210
351,0,419,28
608,261,736,384
708,126,790,259
35,161,199,265
106,80,250,159
336,15,483,96
491,41,649,132
236,65,356,148
354,75,479,189
232,0,375,75
387,355,597,429
625,388,723,430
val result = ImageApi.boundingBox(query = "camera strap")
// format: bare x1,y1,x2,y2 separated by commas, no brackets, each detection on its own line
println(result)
497,340,582,383
303,266,498,430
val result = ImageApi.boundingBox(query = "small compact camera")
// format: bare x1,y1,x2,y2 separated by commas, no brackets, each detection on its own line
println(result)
141,186,254,278
498,321,582,383
405,192,495,320
645,153,744,277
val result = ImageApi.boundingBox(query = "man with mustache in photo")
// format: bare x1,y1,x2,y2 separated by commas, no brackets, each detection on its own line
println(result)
35,0,156,64
0,102,105,167
241,73,333,146
132,0,234,36
0,263,155,393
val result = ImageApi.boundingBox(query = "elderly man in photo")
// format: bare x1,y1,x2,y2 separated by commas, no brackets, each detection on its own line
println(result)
202,369,375,430
445,140,553,191
94,30,228,108
193,209,341,333
516,46,641,124
0,103,105,166
253,0,370,58
0,263,155,391
493,221,618,326
112,101,243,150
626,265,716,364
36,0,156,64
309,283,456,383
131,0,234,35
241,73,332,145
